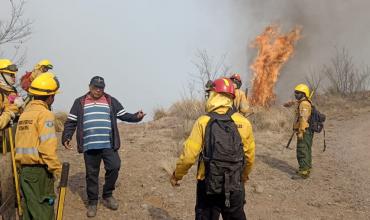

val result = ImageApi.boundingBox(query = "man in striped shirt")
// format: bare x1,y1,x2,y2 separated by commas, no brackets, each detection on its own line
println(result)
62,76,145,218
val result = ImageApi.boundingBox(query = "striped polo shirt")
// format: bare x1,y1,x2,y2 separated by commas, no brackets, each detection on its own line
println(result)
83,95,112,151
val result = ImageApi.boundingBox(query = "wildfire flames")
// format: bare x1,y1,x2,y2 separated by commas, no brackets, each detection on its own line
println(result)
249,25,301,107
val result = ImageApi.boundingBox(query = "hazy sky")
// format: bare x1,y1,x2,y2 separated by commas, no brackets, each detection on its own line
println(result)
2,0,254,117
1,0,370,118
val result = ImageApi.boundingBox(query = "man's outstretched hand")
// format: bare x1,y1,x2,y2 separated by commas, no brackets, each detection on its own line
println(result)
136,110,146,120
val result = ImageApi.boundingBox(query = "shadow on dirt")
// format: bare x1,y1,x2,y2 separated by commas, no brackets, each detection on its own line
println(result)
258,154,296,175
148,205,177,220
68,172,105,207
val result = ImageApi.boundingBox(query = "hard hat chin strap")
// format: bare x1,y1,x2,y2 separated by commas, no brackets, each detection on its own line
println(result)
0,73,15,92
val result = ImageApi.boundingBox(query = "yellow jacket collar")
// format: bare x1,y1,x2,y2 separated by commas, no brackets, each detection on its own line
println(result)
205,91,233,113
28,100,49,109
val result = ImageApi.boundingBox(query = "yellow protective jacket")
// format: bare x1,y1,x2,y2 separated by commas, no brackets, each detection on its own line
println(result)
294,99,312,138
0,91,18,129
15,100,62,177
0,92,12,129
234,89,249,115
174,91,255,181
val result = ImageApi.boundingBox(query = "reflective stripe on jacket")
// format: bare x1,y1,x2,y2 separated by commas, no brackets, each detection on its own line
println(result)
15,100,62,177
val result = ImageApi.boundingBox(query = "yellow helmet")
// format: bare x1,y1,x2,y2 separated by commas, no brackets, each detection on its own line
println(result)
0,59,18,75
294,83,310,98
28,72,60,96
35,59,53,70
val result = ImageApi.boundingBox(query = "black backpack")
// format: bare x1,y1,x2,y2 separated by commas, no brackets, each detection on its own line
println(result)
309,105,326,133
308,104,327,152
201,109,245,207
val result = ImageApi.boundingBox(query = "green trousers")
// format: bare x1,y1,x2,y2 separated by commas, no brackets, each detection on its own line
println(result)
296,130,314,171
20,166,56,220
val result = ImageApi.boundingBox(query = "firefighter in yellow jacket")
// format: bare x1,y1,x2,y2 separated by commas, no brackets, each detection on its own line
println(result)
0,59,23,219
293,84,313,179
230,73,249,115
284,84,313,179
30,60,53,81
0,59,24,128
15,72,62,220
170,78,255,220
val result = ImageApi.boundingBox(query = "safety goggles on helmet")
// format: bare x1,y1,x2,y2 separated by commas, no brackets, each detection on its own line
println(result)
0,64,18,72
43,64,53,70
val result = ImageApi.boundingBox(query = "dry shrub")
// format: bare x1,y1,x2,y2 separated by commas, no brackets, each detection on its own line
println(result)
315,92,370,115
249,106,293,132
305,67,324,99
171,119,195,144
168,99,205,146
153,107,168,121
323,48,370,96
168,98,205,120
55,112,67,132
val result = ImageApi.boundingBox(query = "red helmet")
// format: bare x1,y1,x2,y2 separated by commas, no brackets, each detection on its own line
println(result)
212,78,235,98
230,73,241,82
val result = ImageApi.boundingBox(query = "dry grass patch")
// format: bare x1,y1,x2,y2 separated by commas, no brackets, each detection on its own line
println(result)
168,99,204,120
55,112,67,132
153,107,168,121
249,106,294,132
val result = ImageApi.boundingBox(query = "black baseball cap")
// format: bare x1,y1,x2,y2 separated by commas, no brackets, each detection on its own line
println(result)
89,76,105,89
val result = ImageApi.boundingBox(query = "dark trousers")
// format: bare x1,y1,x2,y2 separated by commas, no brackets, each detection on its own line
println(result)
83,148,121,205
20,166,55,220
195,180,247,220
296,130,314,171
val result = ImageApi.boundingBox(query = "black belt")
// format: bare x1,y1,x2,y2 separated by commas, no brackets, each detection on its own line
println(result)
21,164,47,168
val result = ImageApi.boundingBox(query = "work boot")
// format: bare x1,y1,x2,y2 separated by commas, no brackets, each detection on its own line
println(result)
87,205,97,218
292,169,310,179
299,170,310,178
103,196,119,210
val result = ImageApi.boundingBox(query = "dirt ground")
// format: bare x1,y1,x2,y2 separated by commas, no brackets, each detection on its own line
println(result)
58,103,370,220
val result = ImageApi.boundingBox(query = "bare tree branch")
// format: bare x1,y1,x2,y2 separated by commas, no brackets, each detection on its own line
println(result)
190,49,231,97
324,47,370,96
0,0,32,45
305,66,324,99
0,0,31,64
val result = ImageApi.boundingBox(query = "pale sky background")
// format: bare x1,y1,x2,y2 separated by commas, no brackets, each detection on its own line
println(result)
1,0,370,119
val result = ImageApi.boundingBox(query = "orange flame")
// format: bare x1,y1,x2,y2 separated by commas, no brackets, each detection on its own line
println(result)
249,25,301,107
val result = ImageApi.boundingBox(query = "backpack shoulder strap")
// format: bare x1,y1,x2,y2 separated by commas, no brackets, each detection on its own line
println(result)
207,108,235,121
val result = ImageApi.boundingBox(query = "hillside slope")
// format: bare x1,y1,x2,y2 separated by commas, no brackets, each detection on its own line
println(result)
59,103,370,220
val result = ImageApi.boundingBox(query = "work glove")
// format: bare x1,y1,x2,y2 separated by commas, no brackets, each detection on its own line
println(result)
5,104,19,119
13,96,25,109
293,122,299,131
170,172,180,187
283,101,295,108
8,94,17,104
297,132,304,140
